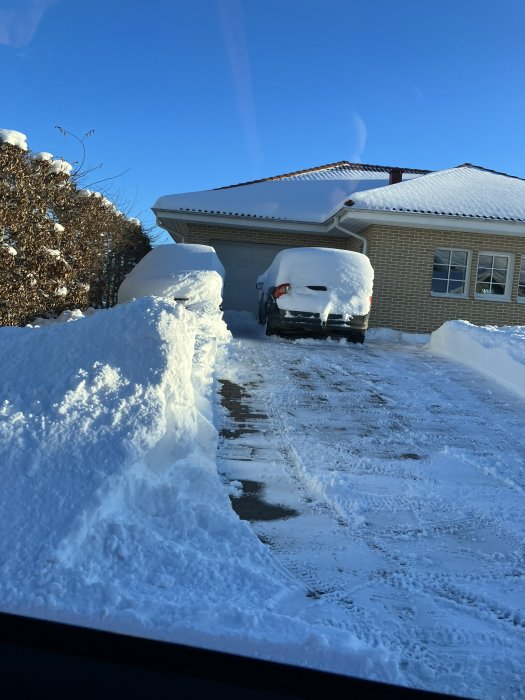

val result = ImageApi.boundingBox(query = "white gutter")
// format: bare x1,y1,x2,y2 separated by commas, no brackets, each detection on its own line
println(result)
330,214,368,255
154,208,333,235
338,207,525,237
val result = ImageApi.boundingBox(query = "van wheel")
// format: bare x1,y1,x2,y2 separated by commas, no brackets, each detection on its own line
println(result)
347,331,365,344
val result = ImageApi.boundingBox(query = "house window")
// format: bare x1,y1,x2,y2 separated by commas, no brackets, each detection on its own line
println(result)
518,256,525,303
431,248,470,297
475,252,513,300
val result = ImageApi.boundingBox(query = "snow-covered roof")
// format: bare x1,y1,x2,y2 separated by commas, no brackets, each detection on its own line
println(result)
154,177,403,223
154,163,525,233
221,161,429,187
153,162,430,224
347,165,525,222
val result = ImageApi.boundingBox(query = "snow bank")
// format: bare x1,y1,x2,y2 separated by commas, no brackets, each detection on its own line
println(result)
0,128,28,150
430,321,525,400
259,247,373,321
0,297,397,681
118,244,225,315
367,327,430,345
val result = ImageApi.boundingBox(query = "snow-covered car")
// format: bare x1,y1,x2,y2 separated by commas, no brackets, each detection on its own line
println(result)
117,243,225,314
256,247,374,343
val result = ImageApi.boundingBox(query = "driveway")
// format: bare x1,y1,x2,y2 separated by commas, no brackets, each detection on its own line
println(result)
217,319,525,700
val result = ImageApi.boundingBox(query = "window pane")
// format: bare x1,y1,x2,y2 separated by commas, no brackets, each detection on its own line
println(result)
491,283,505,295
432,249,469,296
494,256,508,270
451,250,468,266
478,254,493,268
447,280,464,294
476,282,491,294
449,266,466,281
477,267,491,281
519,260,525,297
434,249,451,265
491,269,507,284
519,260,525,283
433,264,449,276
431,279,448,293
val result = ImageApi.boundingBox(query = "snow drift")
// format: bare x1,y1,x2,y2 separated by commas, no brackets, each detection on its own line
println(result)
0,295,398,682
430,321,525,400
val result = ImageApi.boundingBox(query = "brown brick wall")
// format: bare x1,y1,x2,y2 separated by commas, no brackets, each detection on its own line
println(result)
365,225,525,333
182,220,525,333
184,222,362,251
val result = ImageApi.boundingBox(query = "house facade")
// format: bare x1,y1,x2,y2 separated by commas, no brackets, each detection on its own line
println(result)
153,162,525,333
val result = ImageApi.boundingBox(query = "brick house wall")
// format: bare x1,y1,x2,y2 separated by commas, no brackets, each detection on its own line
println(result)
364,224,525,333
182,222,363,251
177,219,525,333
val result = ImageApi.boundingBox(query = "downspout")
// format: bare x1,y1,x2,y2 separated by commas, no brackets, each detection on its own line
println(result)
331,214,368,255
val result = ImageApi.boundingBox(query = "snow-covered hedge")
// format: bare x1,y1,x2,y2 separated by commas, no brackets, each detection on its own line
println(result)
0,128,151,326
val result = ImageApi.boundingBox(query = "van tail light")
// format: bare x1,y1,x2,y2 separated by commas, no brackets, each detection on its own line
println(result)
369,295,373,306
273,283,291,299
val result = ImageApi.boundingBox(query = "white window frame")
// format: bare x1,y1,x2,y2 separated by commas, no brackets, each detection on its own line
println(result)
517,255,525,304
431,247,471,299
474,251,514,302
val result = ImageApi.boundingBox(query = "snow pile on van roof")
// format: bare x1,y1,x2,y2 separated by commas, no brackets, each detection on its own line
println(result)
259,247,374,320
430,321,525,400
118,244,224,314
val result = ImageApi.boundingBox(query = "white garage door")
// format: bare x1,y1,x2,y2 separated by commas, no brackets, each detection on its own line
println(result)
212,240,290,315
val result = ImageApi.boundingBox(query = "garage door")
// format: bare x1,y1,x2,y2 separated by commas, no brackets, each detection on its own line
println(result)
212,240,290,315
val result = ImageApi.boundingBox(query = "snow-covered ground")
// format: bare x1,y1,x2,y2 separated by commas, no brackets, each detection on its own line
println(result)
220,313,525,699
0,300,524,698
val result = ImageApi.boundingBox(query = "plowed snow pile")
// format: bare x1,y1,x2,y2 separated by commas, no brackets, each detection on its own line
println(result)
0,296,398,682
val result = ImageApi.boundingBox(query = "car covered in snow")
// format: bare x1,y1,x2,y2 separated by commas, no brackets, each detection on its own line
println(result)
117,243,225,314
256,247,374,343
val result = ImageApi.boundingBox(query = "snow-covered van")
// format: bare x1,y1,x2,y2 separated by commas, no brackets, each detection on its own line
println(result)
256,247,374,343
118,244,224,314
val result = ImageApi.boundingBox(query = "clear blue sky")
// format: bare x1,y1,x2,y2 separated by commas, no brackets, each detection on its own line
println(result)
2,0,524,243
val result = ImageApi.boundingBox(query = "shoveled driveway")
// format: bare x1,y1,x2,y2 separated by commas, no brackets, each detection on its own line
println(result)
217,320,525,700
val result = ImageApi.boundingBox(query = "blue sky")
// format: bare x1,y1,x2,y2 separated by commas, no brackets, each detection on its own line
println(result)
1,0,524,243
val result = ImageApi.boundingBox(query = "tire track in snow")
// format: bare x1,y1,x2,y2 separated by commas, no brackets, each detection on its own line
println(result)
217,330,525,699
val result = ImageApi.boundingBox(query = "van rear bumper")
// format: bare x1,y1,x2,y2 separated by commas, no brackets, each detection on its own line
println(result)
269,309,369,336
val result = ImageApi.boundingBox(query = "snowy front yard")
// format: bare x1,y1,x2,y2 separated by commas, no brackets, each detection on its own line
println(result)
0,299,524,699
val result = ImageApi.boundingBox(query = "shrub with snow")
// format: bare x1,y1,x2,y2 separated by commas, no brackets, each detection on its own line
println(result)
0,127,152,325
0,129,28,150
